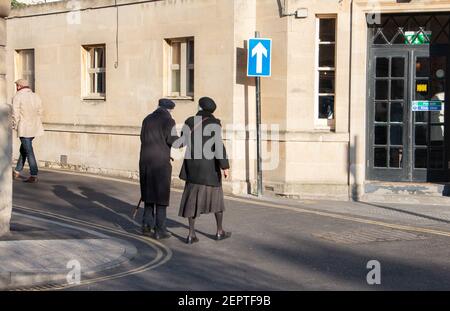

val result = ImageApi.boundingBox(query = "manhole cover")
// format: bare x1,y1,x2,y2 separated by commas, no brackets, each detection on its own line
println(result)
313,228,428,244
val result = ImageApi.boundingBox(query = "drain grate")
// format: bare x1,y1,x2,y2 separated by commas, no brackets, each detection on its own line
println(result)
313,228,428,244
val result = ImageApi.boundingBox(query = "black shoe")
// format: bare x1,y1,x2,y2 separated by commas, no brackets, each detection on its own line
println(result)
142,226,153,237
153,230,172,240
215,231,232,241
186,236,199,244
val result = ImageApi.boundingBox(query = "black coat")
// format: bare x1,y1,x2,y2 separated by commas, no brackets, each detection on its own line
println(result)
179,110,230,187
139,108,179,206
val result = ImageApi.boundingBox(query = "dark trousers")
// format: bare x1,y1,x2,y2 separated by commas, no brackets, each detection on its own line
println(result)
143,203,168,233
15,137,38,176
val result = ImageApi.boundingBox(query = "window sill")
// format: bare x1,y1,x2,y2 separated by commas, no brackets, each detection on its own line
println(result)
314,119,336,131
165,96,194,101
82,96,106,101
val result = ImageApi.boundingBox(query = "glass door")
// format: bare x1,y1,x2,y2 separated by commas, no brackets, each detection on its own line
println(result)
368,46,450,182
412,46,449,181
368,49,410,181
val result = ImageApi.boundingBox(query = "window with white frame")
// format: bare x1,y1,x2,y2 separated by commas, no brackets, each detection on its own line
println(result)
316,17,336,128
168,38,194,98
82,45,106,99
15,49,35,91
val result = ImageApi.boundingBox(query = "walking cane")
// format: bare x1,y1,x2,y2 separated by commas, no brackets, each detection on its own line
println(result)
132,198,143,219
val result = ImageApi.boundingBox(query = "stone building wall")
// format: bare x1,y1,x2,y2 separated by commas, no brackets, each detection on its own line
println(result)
0,0,11,236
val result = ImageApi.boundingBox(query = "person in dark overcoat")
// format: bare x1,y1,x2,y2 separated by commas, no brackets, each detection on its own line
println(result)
178,97,231,244
139,98,180,239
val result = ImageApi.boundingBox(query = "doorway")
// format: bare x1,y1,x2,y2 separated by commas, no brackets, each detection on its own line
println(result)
366,13,450,182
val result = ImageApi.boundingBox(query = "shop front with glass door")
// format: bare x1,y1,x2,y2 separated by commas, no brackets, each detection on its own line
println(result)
367,13,450,182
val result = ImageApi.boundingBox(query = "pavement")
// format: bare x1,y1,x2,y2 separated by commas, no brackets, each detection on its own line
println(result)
0,204,137,290
7,168,450,290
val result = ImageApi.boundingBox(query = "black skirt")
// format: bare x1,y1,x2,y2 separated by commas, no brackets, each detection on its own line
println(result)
178,182,226,218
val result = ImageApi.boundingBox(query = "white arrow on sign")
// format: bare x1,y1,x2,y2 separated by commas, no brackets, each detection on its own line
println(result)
251,42,268,74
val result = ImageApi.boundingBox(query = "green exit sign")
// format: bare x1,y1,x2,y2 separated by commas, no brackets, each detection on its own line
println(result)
405,31,432,45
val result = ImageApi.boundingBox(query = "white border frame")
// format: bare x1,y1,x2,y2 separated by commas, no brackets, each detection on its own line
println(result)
247,38,272,78
314,16,337,130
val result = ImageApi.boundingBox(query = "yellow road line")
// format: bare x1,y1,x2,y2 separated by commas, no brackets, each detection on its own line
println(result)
224,196,450,238
36,169,450,238
12,204,172,291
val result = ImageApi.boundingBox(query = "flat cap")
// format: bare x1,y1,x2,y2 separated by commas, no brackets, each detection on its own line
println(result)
15,79,29,87
158,98,176,110
199,97,217,113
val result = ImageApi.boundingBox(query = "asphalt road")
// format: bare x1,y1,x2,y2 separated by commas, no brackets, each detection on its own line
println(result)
11,169,450,290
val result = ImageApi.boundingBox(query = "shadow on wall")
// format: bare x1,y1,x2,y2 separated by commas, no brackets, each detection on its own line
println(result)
236,43,256,195
348,135,359,201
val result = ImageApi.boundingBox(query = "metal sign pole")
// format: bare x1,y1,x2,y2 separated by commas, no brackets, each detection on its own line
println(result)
255,31,263,197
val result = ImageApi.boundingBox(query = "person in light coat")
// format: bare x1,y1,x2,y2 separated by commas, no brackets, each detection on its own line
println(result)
12,79,44,183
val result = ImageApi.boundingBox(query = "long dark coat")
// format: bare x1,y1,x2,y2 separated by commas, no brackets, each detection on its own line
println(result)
139,108,179,206
179,110,230,187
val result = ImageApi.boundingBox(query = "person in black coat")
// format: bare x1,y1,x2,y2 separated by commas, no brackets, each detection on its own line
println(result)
139,99,180,239
178,97,231,244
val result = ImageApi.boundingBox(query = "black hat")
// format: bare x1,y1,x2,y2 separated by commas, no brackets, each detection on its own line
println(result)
199,97,217,113
159,98,176,110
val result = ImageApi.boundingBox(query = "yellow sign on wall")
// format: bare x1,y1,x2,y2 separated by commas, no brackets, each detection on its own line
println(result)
417,83,428,93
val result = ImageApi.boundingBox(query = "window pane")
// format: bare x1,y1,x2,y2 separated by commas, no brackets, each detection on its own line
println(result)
430,105,445,124
96,48,105,68
375,102,388,122
430,125,444,146
188,69,194,94
391,57,405,77
391,80,404,100
319,44,335,68
172,42,181,65
97,73,105,94
23,52,30,71
319,19,336,42
415,149,427,169
26,52,34,71
416,57,430,77
318,96,334,119
431,79,446,101
376,58,389,77
188,40,194,65
375,80,388,100
375,125,387,145
390,125,403,146
390,148,403,168
415,125,428,146
374,148,388,168
171,70,180,93
415,111,427,123
319,71,335,94
415,80,429,100
390,102,403,122
430,149,444,169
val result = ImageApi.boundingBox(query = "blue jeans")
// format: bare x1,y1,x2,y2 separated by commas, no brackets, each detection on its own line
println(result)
15,137,38,176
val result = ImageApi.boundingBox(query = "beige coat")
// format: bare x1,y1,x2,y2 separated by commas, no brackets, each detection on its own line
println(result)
12,88,45,138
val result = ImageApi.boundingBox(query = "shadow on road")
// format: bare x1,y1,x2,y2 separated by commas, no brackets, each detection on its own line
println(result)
356,201,450,225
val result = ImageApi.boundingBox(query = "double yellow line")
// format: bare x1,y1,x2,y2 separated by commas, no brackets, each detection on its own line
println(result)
12,204,173,291
224,195,450,238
